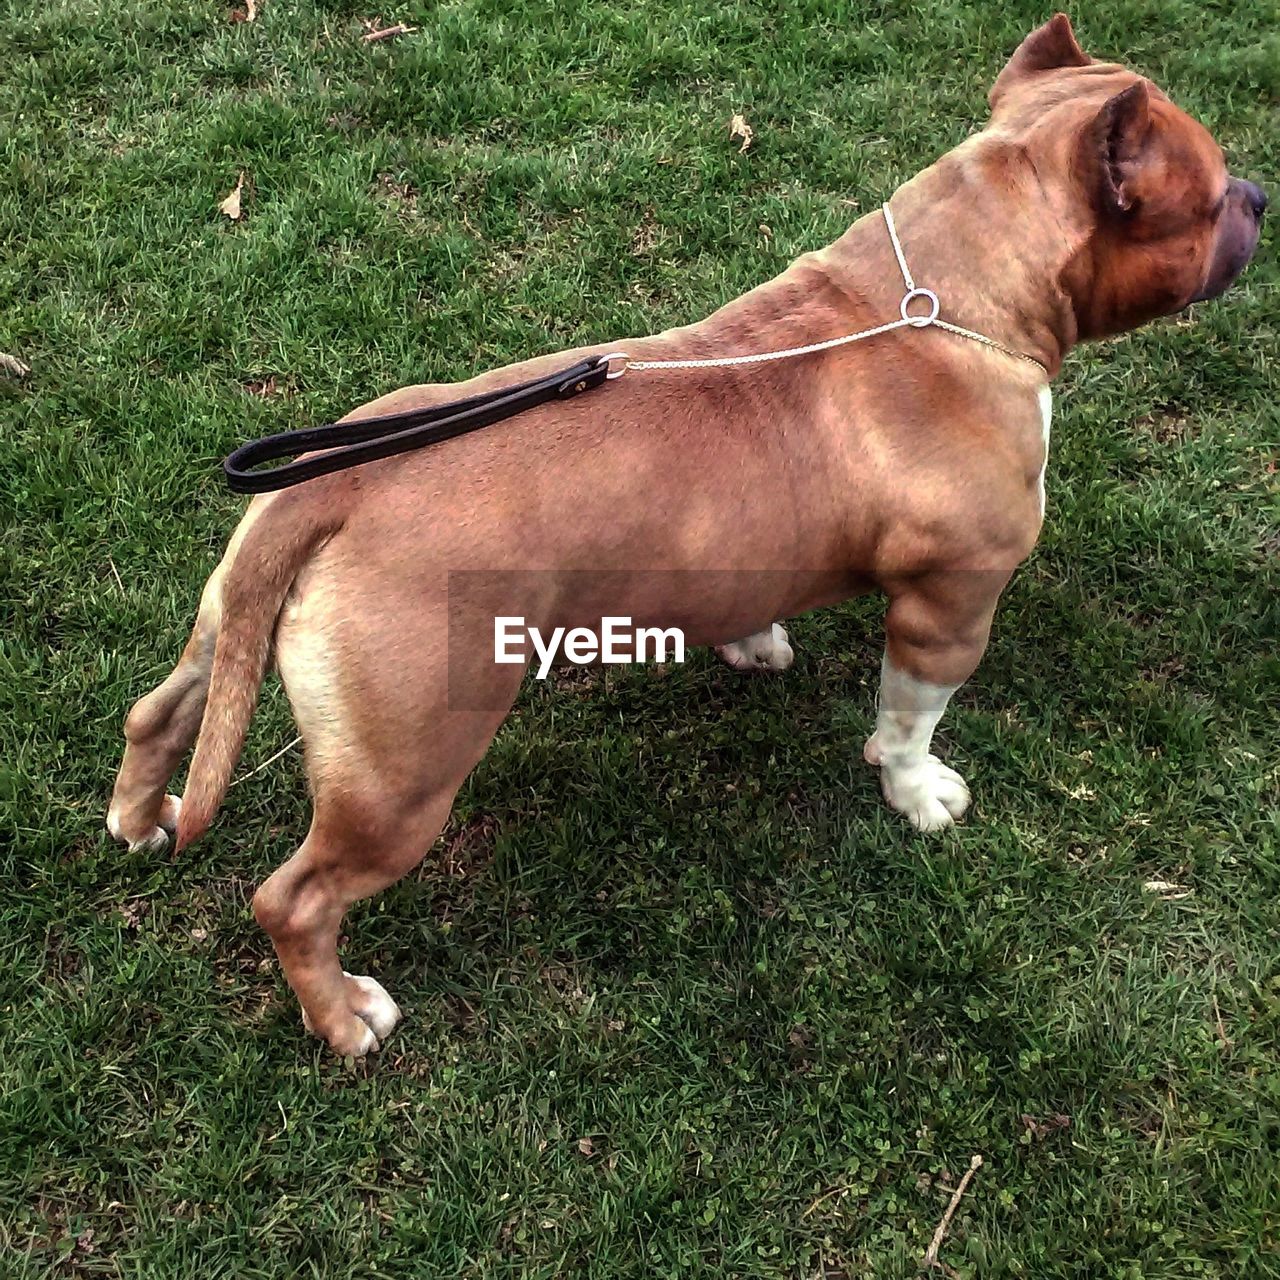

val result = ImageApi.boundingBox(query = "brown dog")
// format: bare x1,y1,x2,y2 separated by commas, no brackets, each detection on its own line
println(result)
107,16,1264,1056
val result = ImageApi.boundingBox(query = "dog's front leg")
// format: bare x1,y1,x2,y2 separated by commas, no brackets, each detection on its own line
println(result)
863,572,1008,831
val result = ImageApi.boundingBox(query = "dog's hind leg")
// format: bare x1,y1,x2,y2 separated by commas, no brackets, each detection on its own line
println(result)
251,708,514,1057
253,613,521,1055
106,567,225,852
252,783,442,1057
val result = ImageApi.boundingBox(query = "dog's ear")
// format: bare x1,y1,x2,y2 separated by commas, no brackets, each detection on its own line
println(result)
989,14,1091,108
1083,81,1153,215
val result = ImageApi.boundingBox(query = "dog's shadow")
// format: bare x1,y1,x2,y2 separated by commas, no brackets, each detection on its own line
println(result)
333,609,949,1034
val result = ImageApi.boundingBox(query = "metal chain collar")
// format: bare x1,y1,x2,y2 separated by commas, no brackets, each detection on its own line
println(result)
599,204,1048,379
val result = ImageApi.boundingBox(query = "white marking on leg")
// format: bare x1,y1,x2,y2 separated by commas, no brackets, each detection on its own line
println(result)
863,653,970,831
1036,385,1052,519
716,622,794,673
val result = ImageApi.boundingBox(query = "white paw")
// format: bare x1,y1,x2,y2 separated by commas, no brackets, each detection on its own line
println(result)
717,623,794,673
876,754,971,831
301,997,384,1057
345,973,402,1042
106,794,182,852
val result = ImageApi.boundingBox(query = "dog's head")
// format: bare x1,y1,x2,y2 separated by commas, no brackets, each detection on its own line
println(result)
988,14,1265,339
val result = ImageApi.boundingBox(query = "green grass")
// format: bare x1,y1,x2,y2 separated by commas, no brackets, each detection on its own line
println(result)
2,1,1277,1276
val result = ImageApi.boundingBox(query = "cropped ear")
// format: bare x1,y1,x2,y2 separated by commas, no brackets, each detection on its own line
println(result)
1086,81,1152,215
989,14,1091,107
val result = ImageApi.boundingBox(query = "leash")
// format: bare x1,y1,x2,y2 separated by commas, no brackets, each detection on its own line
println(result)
223,355,609,493
223,204,1044,494
601,205,1046,377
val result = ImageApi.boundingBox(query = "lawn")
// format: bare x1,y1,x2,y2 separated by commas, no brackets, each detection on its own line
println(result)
1,1,1277,1276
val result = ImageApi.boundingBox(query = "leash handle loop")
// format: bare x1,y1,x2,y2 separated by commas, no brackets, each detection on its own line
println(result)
223,355,609,494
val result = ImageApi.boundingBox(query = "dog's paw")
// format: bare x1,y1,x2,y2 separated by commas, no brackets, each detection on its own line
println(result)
345,973,402,1043
301,972,402,1057
106,793,182,852
876,754,970,831
307,1011,380,1058
716,623,794,673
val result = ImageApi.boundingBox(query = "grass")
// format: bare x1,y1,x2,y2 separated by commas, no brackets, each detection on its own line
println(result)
1,0,1277,1275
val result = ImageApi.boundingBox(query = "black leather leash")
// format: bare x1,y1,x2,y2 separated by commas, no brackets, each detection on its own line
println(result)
223,354,611,494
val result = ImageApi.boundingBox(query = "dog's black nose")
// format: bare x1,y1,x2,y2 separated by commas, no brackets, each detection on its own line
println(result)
1243,180,1268,218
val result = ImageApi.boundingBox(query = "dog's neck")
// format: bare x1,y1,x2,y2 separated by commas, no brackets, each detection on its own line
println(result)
821,137,1087,379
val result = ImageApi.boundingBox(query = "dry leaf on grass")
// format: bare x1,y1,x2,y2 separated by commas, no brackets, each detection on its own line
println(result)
0,352,31,378
576,1137,595,1157
1143,879,1193,899
1020,1112,1071,1140
219,172,246,221
117,900,148,930
728,112,754,153
229,0,258,22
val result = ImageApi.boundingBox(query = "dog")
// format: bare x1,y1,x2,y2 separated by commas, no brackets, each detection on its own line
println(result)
107,16,1265,1056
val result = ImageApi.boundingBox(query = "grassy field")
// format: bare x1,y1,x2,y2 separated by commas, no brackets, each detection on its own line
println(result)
2,1,1277,1276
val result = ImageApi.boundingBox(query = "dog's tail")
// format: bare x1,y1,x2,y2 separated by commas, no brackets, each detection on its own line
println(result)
175,494,343,851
